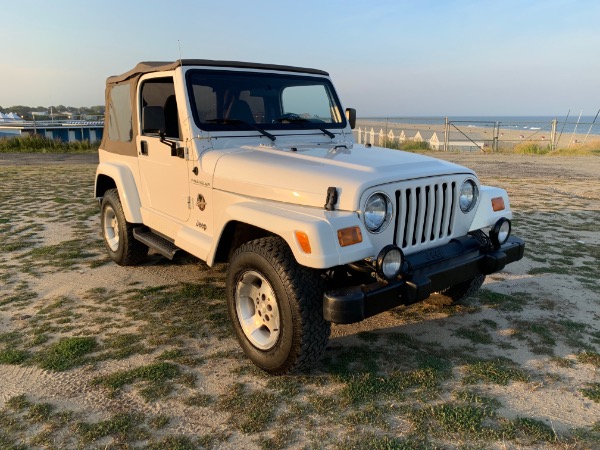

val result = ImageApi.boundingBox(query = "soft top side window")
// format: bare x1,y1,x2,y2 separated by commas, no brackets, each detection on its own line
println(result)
108,83,132,142
140,78,181,139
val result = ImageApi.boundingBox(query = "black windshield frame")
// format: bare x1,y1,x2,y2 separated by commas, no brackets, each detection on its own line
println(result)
185,69,347,132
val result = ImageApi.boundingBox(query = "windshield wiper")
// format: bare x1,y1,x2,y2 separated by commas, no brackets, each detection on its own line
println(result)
273,115,336,139
205,118,276,141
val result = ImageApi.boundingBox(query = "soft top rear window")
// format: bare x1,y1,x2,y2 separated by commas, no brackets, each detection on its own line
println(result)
186,70,346,132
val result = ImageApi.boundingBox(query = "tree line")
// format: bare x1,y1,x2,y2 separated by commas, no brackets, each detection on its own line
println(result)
0,105,105,120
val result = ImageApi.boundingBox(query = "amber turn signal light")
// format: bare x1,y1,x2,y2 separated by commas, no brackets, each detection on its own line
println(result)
338,226,363,247
491,197,505,212
295,231,312,254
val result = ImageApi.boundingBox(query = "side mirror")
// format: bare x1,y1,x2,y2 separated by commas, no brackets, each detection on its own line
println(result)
142,106,166,135
345,108,356,129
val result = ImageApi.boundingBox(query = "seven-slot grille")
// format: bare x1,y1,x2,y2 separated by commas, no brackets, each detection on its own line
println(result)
393,181,457,250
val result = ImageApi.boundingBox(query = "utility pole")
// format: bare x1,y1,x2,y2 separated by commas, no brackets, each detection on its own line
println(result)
550,119,557,151
444,117,449,151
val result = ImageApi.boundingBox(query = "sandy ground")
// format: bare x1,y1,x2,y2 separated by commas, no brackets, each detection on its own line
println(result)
356,119,600,149
0,151,599,449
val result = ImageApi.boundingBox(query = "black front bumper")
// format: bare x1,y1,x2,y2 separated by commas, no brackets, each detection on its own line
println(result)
323,235,525,324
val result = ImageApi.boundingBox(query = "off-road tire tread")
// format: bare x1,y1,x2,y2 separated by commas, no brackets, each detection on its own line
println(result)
102,189,148,266
230,236,330,374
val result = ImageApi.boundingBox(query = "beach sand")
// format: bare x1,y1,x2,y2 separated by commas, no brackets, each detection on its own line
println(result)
356,119,599,150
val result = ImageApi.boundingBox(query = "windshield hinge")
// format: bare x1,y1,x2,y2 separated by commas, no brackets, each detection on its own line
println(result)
324,187,338,211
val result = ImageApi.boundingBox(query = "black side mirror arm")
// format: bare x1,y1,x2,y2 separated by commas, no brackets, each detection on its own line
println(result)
159,132,186,158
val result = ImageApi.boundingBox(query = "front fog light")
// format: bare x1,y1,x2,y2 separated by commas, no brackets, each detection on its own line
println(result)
490,218,511,248
376,245,404,280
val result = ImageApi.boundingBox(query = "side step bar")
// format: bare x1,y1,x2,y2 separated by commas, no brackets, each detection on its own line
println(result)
133,228,179,260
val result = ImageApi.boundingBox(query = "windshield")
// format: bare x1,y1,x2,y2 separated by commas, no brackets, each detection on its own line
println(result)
186,70,346,132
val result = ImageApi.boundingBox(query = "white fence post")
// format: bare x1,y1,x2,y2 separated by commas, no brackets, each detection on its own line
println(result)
379,129,385,146
357,127,363,144
387,130,395,147
369,128,375,145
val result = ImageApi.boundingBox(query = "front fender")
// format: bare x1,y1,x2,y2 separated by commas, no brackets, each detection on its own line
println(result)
95,162,143,223
210,201,373,269
469,185,513,231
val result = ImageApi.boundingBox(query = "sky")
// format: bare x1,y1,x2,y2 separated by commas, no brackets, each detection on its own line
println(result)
1,0,599,116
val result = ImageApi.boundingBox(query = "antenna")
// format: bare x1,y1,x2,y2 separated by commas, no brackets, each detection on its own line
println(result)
178,40,182,61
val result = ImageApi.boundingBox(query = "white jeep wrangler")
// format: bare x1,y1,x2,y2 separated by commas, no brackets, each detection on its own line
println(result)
95,59,525,374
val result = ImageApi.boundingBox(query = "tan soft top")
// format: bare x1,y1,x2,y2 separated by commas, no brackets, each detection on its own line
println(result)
107,59,329,84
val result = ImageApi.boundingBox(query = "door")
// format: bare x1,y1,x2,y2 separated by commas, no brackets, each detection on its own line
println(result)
137,77,190,222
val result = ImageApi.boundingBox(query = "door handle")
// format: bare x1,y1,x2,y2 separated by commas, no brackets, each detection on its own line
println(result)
140,141,148,156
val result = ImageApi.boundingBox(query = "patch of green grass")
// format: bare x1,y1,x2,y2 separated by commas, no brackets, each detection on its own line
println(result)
0,331,23,345
127,282,230,344
24,239,96,269
219,382,278,433
463,358,530,385
572,421,600,444
36,336,97,371
581,383,600,403
550,356,575,368
257,427,296,450
454,326,493,345
512,320,557,354
6,395,30,411
340,362,450,405
0,348,29,365
577,351,600,368
477,289,529,312
0,291,37,307
145,435,198,450
344,403,387,427
431,403,489,433
97,333,146,360
320,345,381,376
139,382,175,402
26,403,53,423
92,362,180,393
454,390,502,411
36,296,72,315
76,412,147,443
335,433,429,450
513,417,557,442
183,393,214,407
148,414,170,429
0,135,98,153
557,319,586,333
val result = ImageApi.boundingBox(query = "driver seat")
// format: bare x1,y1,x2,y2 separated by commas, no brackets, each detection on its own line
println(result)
227,100,255,123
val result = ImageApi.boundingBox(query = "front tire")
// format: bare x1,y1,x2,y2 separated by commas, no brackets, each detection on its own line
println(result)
100,189,148,266
226,237,330,374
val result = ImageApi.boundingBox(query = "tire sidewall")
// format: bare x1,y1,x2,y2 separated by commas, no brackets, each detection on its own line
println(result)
101,191,126,263
227,250,297,372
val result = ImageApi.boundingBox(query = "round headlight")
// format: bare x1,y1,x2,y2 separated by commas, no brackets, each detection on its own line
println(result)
490,218,511,248
376,245,404,280
459,179,478,213
364,193,392,233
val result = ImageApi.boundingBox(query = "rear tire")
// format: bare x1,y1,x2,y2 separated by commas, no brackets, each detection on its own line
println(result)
226,236,330,374
426,275,486,306
100,189,148,266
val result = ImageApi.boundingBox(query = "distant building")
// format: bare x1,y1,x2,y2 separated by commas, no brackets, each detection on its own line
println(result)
0,120,104,143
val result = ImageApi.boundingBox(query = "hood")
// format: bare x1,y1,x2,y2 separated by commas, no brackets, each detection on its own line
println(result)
206,143,475,211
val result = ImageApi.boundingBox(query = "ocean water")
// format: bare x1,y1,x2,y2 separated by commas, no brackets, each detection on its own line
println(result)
362,116,600,136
